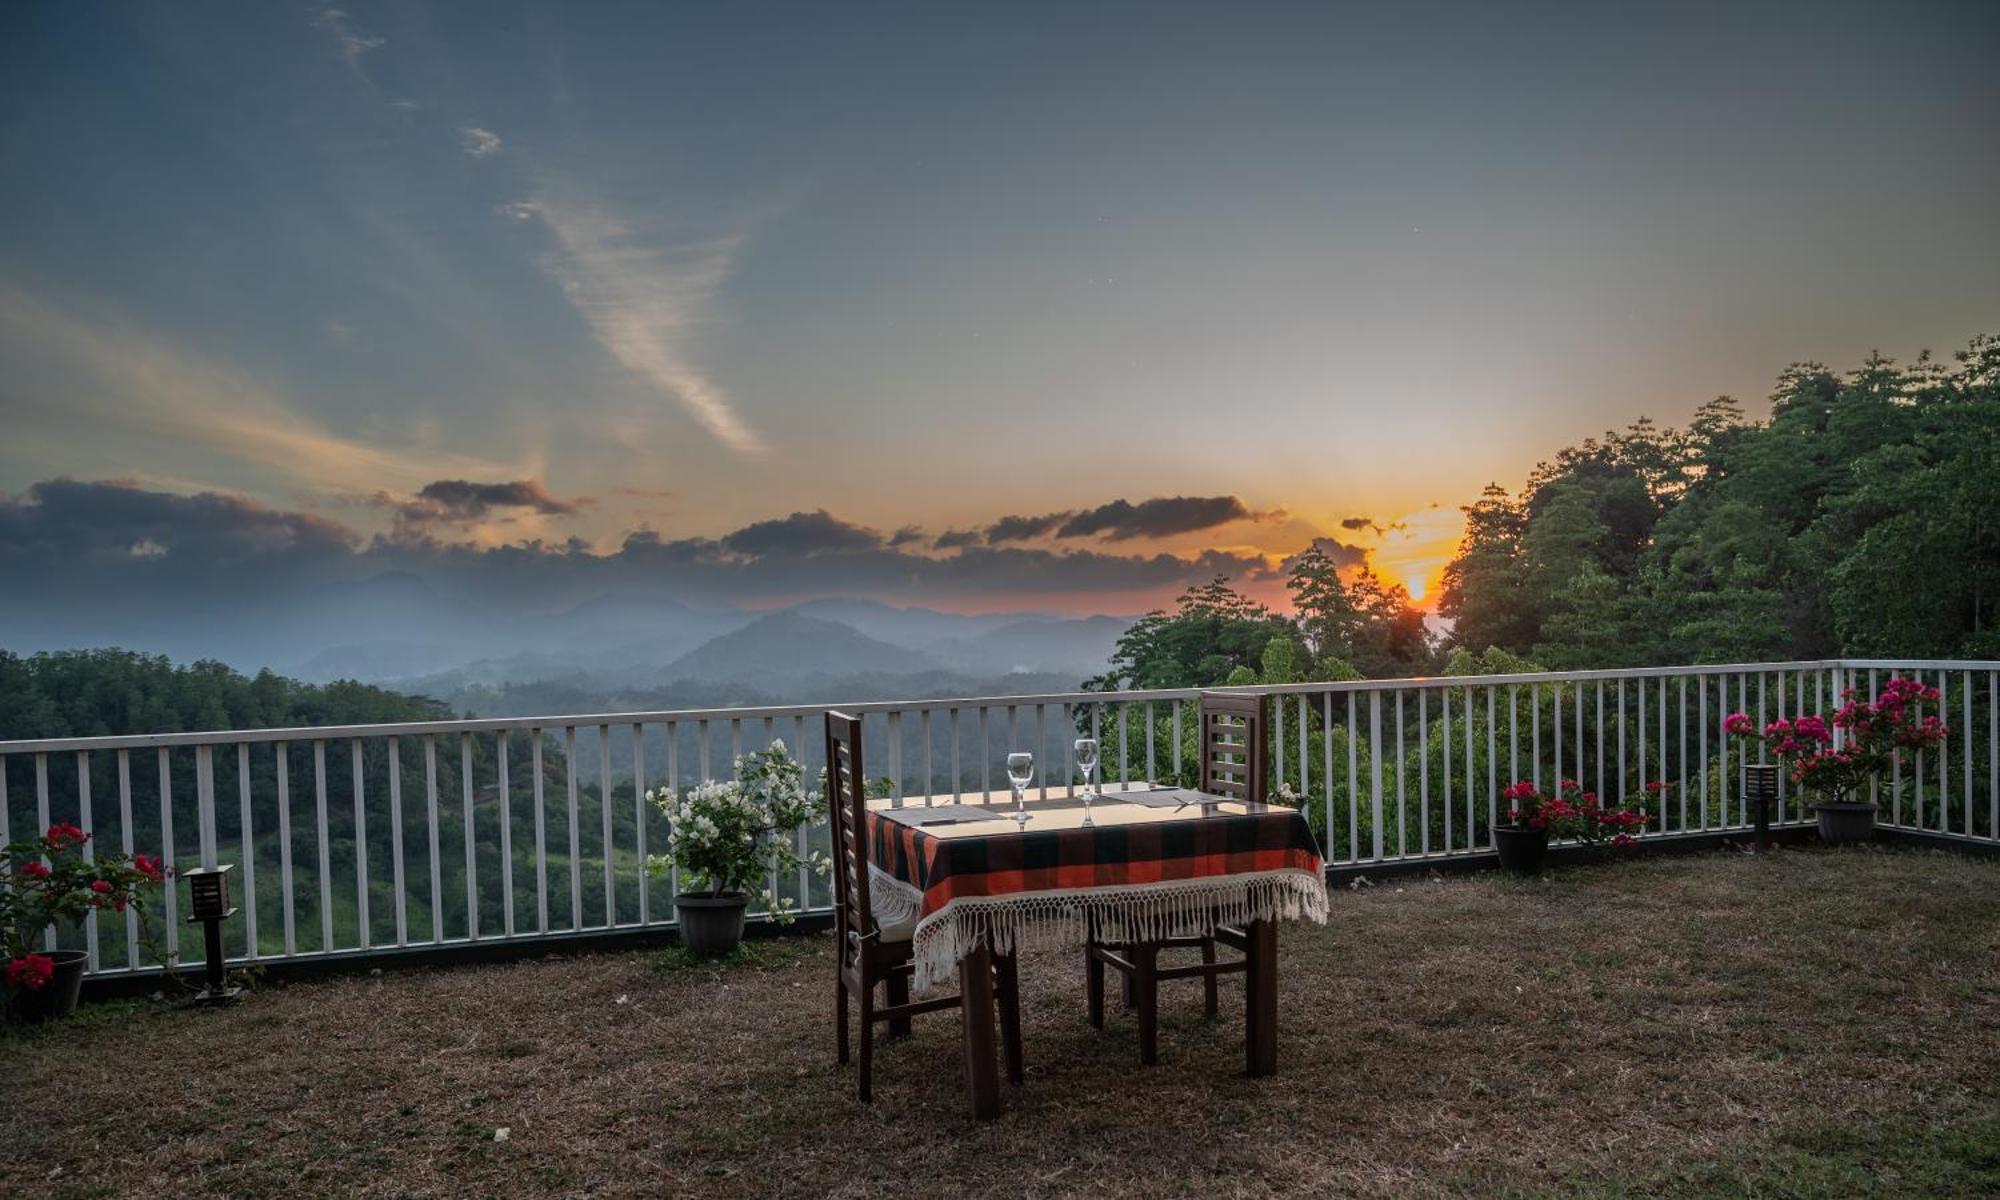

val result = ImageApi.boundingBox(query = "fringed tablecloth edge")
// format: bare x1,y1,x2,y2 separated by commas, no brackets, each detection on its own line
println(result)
878,867,1328,991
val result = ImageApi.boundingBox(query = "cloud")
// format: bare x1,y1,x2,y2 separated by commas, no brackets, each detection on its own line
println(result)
1058,496,1271,541
527,198,765,456
1282,537,1370,572
313,7,384,66
0,286,519,495
0,478,356,564
933,529,981,550
887,525,924,548
983,495,1273,544
985,511,1071,544
1341,516,1410,536
458,127,503,158
719,509,882,557
0,480,1284,646
394,479,586,524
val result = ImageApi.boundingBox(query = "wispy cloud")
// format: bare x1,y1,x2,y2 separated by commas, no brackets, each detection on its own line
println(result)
0,286,517,495
524,198,766,456
313,7,384,67
458,126,503,158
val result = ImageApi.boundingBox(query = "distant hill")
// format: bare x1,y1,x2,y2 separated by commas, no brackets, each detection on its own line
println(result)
783,598,1025,647
662,611,938,686
928,615,1130,676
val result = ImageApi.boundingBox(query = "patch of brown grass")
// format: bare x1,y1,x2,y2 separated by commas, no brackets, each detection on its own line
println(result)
4,847,1998,1198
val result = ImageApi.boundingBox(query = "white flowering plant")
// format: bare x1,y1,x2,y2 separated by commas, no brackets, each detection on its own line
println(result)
645,741,828,921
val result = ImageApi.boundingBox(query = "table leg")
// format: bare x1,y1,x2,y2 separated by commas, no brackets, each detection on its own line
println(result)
1135,942,1160,1066
960,942,1000,1119
1245,917,1278,1077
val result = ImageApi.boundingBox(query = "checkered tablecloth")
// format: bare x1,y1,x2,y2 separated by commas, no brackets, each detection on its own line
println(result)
865,798,1327,989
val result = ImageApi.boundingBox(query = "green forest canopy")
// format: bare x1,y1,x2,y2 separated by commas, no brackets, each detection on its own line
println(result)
1094,332,2000,691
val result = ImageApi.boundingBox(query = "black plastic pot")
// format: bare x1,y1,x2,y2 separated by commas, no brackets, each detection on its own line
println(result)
1493,825,1550,875
1813,801,1878,844
6,948,89,1023
676,891,750,958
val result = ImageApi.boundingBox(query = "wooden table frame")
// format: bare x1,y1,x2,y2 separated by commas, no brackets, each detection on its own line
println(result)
879,790,1310,1118
958,917,1281,1117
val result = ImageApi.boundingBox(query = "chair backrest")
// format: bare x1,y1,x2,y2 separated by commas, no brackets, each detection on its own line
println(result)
1199,692,1267,803
824,711,872,950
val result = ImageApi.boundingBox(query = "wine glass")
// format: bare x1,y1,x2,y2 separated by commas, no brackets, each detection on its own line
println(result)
1006,751,1035,825
1073,738,1099,801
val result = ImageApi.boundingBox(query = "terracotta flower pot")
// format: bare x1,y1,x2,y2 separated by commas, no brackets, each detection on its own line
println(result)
676,891,750,958
1493,825,1550,875
6,948,89,1023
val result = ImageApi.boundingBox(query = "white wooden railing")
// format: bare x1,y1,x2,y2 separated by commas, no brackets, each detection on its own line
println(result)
3,658,1995,981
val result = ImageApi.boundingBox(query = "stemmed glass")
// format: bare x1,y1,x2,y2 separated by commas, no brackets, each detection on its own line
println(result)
1073,737,1099,801
1006,752,1035,825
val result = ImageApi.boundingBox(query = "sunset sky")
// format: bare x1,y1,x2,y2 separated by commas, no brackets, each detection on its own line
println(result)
3,1,1996,618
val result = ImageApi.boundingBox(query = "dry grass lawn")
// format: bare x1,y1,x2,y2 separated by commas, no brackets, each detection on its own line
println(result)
4,845,1999,1198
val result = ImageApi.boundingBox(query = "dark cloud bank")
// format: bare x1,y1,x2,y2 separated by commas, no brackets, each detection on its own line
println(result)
0,479,1284,666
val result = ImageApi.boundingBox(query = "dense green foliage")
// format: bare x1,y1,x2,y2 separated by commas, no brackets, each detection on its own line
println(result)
0,648,446,741
1442,335,2000,666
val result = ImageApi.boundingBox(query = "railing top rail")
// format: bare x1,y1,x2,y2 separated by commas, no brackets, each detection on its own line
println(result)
0,657,1987,756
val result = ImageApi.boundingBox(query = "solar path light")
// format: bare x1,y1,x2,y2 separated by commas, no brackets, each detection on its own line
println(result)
181,864,243,1005
1744,764,1779,853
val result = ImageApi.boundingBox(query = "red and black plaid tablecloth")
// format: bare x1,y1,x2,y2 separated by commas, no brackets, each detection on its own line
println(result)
865,799,1326,988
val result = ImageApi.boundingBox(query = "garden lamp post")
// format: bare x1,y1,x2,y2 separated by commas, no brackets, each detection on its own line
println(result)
182,864,242,1005
1744,764,1779,853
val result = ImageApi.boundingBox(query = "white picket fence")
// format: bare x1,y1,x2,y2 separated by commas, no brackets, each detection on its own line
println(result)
3,658,1994,981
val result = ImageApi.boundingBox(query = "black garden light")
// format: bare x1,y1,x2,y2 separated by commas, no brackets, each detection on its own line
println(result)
181,864,243,1005
1744,764,1780,853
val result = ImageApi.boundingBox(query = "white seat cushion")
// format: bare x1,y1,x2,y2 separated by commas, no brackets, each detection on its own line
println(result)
874,909,917,943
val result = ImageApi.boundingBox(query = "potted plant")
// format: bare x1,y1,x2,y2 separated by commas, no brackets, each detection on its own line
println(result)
1725,676,1947,844
644,741,825,958
1493,779,1649,874
4,823,168,1022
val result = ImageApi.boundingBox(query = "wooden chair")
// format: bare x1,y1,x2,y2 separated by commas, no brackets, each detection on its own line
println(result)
1085,691,1267,1064
827,711,1023,1103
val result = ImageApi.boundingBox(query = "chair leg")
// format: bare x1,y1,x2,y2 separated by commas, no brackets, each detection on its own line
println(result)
995,952,1024,1085
886,971,911,1038
857,978,875,1103
1086,941,1105,1029
835,976,850,1066
1134,943,1159,1066
1201,937,1219,1019
1122,956,1136,1011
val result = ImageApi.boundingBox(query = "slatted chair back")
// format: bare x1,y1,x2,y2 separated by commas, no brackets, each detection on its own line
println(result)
825,711,873,950
1199,692,1268,804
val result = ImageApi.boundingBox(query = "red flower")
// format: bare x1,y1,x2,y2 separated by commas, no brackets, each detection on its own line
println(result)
1644,780,1665,794
45,822,88,847
132,854,164,883
1612,834,1636,848
18,860,51,881
91,879,112,895
5,954,55,992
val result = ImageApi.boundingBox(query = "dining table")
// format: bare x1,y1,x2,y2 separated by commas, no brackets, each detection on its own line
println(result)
864,784,1327,1118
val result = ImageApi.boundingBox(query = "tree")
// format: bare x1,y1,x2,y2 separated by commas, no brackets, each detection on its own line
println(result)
1088,577,1298,691
1438,332,2000,665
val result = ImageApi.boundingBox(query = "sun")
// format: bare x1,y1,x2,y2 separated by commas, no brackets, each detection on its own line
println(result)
1404,573,1428,602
